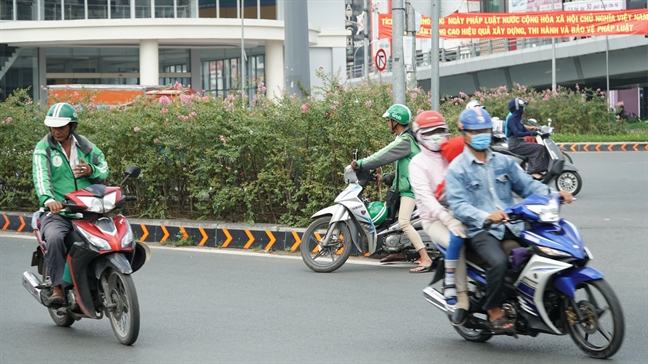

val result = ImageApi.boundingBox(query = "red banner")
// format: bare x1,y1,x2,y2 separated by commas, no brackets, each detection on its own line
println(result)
439,9,648,38
378,13,432,39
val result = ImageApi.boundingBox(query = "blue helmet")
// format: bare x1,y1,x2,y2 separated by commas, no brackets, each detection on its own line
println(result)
459,107,493,130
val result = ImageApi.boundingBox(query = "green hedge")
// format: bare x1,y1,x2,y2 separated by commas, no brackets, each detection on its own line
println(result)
0,83,630,225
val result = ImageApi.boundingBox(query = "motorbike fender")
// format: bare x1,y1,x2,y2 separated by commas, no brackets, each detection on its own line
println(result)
553,266,603,299
311,205,349,222
561,162,578,173
129,241,150,273
94,253,133,279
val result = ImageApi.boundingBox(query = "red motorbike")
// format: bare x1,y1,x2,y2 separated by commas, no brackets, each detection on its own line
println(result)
22,167,149,345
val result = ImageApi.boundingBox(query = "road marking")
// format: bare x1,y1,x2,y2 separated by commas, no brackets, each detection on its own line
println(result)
2,214,9,230
140,224,149,241
0,232,408,268
289,231,302,252
160,225,170,242
17,216,25,232
198,227,208,246
221,228,233,248
264,230,276,252
243,230,255,249
179,226,189,241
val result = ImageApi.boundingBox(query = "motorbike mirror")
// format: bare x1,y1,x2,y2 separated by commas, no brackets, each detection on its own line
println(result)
124,166,141,179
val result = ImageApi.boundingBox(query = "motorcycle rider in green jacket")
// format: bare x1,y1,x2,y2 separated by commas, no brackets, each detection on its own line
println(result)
352,104,429,272
32,102,109,305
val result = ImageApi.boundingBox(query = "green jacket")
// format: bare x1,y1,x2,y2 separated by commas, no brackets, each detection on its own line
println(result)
32,133,109,206
357,129,420,198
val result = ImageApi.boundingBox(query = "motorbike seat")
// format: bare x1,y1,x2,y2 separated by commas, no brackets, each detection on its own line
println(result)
493,149,529,163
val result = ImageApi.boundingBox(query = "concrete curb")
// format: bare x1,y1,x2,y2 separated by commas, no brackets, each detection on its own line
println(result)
1,211,306,252
557,142,648,152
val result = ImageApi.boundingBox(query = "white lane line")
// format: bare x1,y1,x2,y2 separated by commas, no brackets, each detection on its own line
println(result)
0,232,411,268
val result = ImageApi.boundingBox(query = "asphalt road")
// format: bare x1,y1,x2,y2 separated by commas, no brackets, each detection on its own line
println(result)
1,152,647,364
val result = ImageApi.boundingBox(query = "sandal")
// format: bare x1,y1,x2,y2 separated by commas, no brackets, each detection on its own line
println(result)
409,264,433,273
489,316,515,332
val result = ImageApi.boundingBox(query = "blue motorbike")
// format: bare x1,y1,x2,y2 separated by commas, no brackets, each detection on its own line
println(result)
423,194,624,359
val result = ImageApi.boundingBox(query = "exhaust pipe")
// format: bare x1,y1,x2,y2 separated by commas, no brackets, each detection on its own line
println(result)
22,271,45,305
422,286,447,313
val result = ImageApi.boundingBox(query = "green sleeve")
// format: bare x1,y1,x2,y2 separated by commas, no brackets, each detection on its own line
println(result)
88,145,109,182
357,136,411,170
32,144,54,206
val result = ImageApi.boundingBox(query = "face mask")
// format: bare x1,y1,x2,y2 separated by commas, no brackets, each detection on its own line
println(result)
469,133,491,151
419,134,447,152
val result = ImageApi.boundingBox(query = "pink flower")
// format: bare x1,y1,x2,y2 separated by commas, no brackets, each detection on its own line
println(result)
575,83,580,91
458,91,468,99
3,116,13,124
364,100,373,108
180,94,192,105
189,111,197,118
133,126,141,133
153,138,161,145
161,107,169,114
201,95,210,102
219,135,227,145
300,103,310,113
159,96,172,105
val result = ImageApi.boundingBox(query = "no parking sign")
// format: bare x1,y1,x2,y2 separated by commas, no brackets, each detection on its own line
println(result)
375,48,387,72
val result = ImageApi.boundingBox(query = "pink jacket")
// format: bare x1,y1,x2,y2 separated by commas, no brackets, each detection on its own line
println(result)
408,147,454,225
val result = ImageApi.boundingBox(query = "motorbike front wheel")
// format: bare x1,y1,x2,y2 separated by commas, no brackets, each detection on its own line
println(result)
555,171,582,196
300,217,353,273
105,270,140,345
565,279,624,359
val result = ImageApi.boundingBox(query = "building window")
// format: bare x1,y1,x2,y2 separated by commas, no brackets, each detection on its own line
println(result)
64,0,85,19
481,0,506,12
111,0,131,18
88,0,108,19
201,54,264,98
219,0,237,18
135,0,150,17
17,0,39,20
44,0,62,20
159,49,191,85
627,0,647,9
155,0,174,17
260,0,276,19
177,0,191,17
243,0,255,18
0,0,13,20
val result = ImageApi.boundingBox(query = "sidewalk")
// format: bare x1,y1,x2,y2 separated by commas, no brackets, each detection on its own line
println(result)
557,142,648,152
1,211,305,252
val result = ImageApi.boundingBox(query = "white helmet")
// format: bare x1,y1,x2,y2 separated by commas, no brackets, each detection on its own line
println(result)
465,99,483,110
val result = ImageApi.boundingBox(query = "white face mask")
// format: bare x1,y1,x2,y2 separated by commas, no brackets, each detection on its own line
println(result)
419,134,447,152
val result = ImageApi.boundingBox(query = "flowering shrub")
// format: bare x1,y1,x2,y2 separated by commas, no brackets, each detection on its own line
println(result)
0,83,622,225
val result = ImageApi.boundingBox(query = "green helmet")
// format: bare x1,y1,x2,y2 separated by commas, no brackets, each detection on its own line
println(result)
45,102,78,128
382,104,411,125
367,201,388,226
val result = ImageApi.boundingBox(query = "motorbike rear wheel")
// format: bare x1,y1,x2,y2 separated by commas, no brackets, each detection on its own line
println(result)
453,325,493,343
565,279,624,359
555,171,582,196
105,270,140,345
42,262,74,327
48,306,75,327
300,217,353,273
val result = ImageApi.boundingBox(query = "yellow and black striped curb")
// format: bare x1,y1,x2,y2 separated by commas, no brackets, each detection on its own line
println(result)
1,212,305,253
557,142,648,152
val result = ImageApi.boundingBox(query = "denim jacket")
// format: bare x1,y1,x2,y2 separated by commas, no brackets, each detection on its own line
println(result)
445,148,551,239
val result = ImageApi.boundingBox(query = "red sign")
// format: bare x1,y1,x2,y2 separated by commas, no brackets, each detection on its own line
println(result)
376,9,648,40
439,9,648,38
375,49,388,72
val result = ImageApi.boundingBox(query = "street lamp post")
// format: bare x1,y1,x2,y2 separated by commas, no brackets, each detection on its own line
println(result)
599,0,610,108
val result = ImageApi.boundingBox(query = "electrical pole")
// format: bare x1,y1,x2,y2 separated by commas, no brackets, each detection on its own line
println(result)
364,0,369,79
392,0,406,104
430,0,440,110
405,1,417,89
240,0,246,98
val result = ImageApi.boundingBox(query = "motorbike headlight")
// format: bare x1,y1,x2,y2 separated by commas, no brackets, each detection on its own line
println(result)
537,246,571,257
527,198,560,223
77,226,111,250
121,224,134,248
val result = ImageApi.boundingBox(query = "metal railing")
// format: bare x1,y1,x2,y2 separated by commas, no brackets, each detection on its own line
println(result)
346,37,578,79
